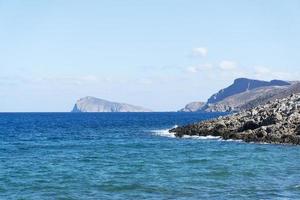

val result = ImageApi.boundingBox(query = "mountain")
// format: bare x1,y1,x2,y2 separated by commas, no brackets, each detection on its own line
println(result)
207,78,290,104
179,78,299,113
179,101,205,112
202,85,289,112
72,96,152,112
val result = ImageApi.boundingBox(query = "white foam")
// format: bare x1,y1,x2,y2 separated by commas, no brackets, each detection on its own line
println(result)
151,125,223,140
151,125,178,138
182,135,221,140
222,139,243,142
151,126,242,142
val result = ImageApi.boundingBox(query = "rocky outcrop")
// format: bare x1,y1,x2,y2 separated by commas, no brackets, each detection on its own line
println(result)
170,94,300,145
179,102,205,112
72,96,152,112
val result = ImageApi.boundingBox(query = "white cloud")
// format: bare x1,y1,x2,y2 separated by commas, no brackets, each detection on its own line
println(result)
219,60,237,70
186,66,199,73
138,78,153,85
192,47,208,57
80,75,99,82
200,63,213,70
38,75,100,85
253,66,298,80
254,66,271,77
186,63,213,73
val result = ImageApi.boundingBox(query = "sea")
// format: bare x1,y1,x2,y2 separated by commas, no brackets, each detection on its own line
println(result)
0,112,300,199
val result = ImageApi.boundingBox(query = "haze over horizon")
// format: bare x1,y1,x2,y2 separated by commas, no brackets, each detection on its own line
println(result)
1,0,300,112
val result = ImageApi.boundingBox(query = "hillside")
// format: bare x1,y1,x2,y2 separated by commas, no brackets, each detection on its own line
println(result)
179,78,299,113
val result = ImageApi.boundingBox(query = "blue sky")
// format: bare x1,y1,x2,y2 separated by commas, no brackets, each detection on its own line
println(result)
1,0,300,112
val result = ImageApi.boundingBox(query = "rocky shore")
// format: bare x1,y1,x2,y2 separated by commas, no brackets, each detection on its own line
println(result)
170,94,300,145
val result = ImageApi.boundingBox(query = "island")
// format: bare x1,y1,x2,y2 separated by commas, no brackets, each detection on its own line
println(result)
72,96,152,112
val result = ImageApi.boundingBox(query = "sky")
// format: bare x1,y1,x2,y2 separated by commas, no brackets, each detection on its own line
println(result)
1,0,300,112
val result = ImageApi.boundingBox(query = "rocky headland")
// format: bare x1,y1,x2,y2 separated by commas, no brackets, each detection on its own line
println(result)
171,94,300,145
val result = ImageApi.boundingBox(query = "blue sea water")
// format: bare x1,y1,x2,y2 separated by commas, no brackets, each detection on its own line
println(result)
0,112,300,200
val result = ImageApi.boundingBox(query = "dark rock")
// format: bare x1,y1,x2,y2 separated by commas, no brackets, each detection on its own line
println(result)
170,93,300,145
295,125,300,135
238,120,260,132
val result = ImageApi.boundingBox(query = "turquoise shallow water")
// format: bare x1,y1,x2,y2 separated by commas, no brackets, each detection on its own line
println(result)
0,112,300,199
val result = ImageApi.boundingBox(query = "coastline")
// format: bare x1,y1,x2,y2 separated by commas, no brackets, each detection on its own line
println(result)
170,94,300,145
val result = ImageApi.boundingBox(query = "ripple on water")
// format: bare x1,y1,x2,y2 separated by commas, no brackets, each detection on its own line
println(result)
0,113,300,199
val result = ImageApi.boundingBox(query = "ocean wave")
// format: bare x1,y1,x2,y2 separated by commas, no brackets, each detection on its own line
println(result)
150,126,244,142
182,135,221,140
150,125,178,138
223,139,243,142
151,126,222,140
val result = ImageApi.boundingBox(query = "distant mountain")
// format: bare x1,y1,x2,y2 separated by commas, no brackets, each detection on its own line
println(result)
72,96,152,112
179,78,299,113
207,78,290,104
202,85,292,112
179,101,205,112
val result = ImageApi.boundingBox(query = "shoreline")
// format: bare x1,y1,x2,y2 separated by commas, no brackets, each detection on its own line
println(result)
170,94,300,145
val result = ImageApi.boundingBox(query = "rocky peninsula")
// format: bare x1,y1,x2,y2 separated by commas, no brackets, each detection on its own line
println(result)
171,94,300,145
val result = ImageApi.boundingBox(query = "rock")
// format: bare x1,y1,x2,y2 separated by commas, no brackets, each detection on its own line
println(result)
295,125,300,135
170,93,300,145
251,109,258,116
275,113,283,121
238,120,260,132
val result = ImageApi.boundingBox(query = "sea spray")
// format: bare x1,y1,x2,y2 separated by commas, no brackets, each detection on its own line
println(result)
151,125,178,138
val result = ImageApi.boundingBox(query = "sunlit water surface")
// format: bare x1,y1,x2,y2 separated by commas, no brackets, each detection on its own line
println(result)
0,113,299,199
